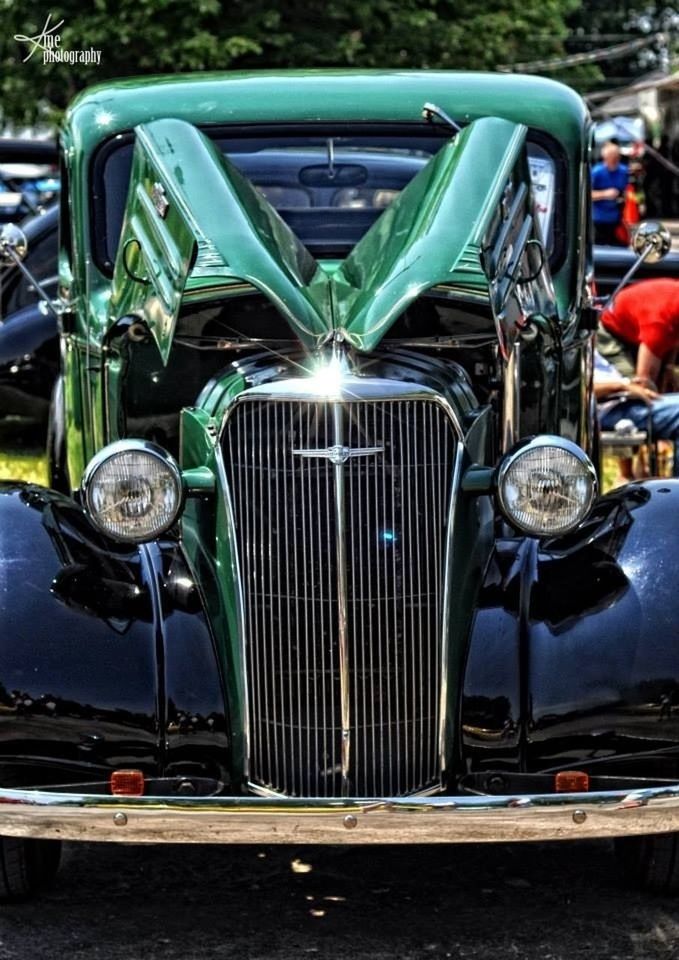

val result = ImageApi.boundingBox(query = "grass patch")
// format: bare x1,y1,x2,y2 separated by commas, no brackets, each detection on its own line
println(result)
0,449,48,485
602,454,619,492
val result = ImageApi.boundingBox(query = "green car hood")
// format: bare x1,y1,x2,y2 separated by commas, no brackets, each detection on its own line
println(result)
111,115,534,360
110,118,330,363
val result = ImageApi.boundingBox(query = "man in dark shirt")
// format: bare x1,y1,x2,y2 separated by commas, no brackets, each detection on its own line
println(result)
592,141,629,246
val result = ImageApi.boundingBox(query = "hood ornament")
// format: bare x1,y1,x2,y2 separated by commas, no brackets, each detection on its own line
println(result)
292,444,383,465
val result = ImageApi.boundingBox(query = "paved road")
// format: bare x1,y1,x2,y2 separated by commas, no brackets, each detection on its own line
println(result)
1,840,678,959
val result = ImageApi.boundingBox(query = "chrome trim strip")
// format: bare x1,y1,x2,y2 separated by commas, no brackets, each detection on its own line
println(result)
4,786,679,844
217,381,467,456
502,341,521,453
438,441,465,782
332,400,351,794
293,444,383,464
247,781,288,799
218,377,465,442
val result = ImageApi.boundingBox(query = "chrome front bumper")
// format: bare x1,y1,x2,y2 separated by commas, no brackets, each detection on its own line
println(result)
3,786,679,844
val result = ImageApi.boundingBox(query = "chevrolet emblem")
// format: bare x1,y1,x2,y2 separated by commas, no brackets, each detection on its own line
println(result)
292,444,383,465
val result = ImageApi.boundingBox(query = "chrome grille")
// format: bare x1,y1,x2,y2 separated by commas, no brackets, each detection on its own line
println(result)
223,395,455,797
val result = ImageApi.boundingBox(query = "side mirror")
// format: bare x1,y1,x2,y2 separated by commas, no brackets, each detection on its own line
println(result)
599,219,672,310
0,222,60,318
632,220,671,264
0,223,28,264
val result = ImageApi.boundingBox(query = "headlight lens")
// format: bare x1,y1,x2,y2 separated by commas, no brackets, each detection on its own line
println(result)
82,441,183,542
497,437,596,537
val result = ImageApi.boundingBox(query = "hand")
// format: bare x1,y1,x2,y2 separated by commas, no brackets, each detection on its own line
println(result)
627,382,659,404
601,188,620,200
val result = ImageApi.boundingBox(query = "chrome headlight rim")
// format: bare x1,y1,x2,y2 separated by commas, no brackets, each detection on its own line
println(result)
496,435,597,538
82,439,184,544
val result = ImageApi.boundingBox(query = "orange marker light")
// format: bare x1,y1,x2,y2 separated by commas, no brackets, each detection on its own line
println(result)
555,770,590,793
109,769,145,796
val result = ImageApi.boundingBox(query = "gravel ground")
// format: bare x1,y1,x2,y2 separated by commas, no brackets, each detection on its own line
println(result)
1,840,679,959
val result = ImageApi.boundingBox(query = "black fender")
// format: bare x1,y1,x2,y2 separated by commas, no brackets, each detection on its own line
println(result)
0,483,229,787
462,479,679,782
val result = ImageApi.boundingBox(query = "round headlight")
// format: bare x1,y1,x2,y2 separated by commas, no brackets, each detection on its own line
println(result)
497,437,597,537
82,441,183,543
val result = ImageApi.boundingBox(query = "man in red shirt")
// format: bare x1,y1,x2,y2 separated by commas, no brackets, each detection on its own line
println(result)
600,278,679,388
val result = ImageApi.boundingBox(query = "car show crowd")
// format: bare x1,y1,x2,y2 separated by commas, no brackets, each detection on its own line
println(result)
591,138,679,483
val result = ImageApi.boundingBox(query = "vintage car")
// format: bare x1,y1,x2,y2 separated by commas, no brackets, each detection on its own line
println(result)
2,70,679,900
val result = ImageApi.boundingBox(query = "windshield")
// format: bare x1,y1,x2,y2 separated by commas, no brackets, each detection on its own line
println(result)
91,127,561,272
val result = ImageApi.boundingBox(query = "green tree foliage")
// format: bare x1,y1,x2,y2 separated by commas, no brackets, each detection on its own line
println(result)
564,1,679,92
0,0,582,126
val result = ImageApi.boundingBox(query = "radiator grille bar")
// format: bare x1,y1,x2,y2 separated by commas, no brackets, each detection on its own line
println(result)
223,396,455,797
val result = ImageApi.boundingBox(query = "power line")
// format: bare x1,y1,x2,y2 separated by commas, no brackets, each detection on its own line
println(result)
499,32,666,72
532,34,663,40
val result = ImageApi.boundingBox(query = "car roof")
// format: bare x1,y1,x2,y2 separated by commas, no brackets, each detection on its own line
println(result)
64,71,588,162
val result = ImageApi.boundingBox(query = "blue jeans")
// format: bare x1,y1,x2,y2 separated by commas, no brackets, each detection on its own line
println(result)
600,396,679,476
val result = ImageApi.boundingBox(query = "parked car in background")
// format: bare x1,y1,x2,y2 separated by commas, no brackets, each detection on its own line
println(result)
0,140,60,447
593,243,679,297
3,71,679,900
0,138,59,223
0,204,59,448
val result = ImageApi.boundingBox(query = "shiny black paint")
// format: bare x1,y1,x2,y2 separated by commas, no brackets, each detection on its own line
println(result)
0,304,57,367
462,479,679,782
0,301,59,443
0,307,58,447
0,484,229,787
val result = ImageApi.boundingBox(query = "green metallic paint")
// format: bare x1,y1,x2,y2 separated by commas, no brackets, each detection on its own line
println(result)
62,337,86,491
333,118,527,351
58,71,589,470
112,118,331,359
65,71,587,163
461,465,496,494
180,391,253,784
109,115,531,357
183,467,216,494
62,72,588,354
180,407,218,472
110,125,196,364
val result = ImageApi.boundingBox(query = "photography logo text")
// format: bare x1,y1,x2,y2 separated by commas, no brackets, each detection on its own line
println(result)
14,14,102,66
